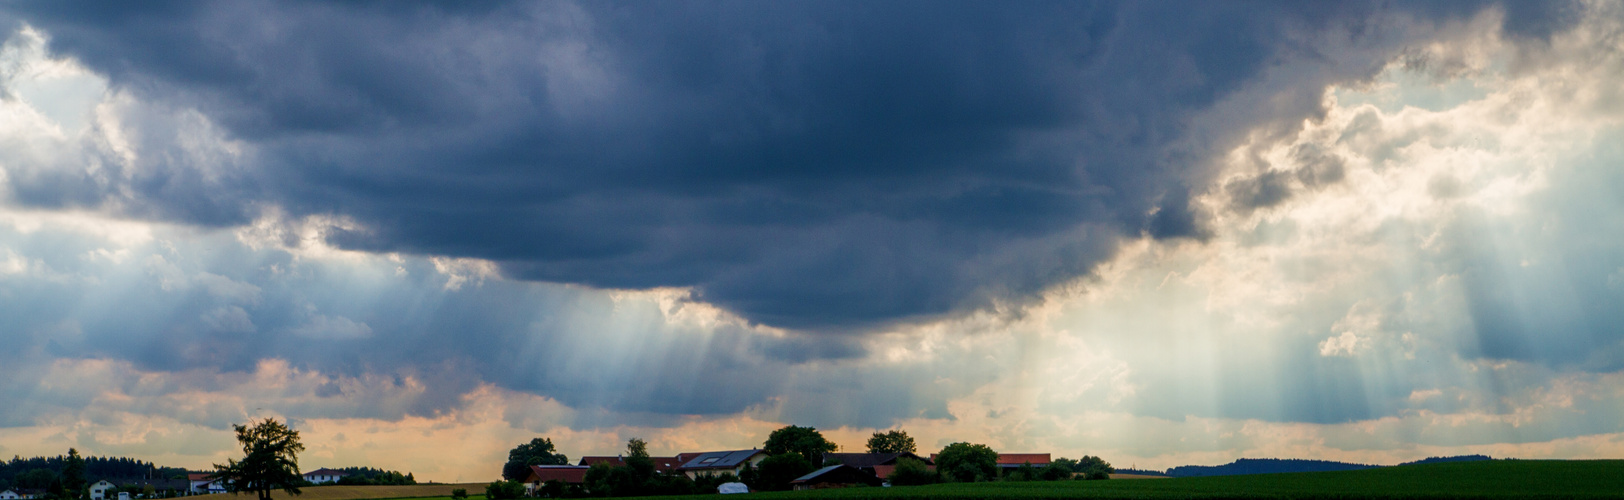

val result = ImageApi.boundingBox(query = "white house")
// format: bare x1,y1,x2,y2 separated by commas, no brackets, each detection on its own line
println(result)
301,468,348,485
2,489,21,499
187,474,225,494
88,481,117,500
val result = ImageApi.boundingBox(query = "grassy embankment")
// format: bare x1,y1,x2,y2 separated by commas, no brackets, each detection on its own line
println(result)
644,460,1624,499
195,484,488,500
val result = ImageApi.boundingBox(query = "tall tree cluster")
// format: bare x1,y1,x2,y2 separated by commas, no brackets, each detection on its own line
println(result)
866,430,917,454
500,438,568,481
212,418,306,500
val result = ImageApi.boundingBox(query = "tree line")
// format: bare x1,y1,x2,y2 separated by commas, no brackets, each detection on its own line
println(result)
1,454,191,492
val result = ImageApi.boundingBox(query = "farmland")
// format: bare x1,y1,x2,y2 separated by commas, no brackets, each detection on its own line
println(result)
638,460,1624,499
194,483,487,500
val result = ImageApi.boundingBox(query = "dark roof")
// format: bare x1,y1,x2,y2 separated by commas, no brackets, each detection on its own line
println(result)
525,466,589,484
822,452,930,468
678,450,766,470
579,456,685,473
578,456,625,467
790,465,881,486
302,468,349,477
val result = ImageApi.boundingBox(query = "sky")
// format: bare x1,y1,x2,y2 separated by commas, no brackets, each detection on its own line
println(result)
1,0,1623,482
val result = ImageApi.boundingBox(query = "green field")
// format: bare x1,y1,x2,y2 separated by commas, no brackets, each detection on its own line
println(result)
640,460,1624,499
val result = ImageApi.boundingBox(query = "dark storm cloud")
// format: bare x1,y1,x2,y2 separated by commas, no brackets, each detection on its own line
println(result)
1,1,1577,330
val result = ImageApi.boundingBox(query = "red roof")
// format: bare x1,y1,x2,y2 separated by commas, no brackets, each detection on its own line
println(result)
186,474,212,482
925,453,1051,466
870,464,935,479
996,454,1051,465
526,466,589,484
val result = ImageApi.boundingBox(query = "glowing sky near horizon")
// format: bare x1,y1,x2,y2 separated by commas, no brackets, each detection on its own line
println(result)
2,0,1624,482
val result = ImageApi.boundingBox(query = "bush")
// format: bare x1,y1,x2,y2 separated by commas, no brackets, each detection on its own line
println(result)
1039,463,1073,481
887,458,937,486
1004,462,1039,482
691,472,740,494
450,488,467,500
484,480,524,500
935,443,998,482
752,454,814,491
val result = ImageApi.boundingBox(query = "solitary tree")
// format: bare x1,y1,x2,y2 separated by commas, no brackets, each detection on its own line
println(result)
500,438,568,481
212,418,305,500
761,426,837,466
48,449,87,500
934,442,997,482
865,430,917,454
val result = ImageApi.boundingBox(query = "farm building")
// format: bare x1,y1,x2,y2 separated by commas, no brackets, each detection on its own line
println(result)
524,465,590,487
790,465,882,491
676,450,769,479
821,452,932,477
578,455,688,473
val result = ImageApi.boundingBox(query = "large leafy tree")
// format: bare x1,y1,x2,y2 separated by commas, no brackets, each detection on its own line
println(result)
212,418,305,500
500,438,568,481
934,442,997,483
761,426,837,466
865,430,917,454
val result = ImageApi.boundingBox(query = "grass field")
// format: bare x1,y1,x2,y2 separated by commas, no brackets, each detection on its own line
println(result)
639,460,1624,499
195,483,488,500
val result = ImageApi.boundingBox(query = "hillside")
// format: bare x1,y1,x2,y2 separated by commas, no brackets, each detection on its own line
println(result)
1164,458,1377,477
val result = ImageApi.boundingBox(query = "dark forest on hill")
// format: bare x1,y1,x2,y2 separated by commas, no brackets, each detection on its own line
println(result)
328,467,416,486
1,455,190,491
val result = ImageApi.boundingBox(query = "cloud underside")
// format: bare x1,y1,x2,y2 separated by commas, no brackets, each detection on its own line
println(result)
4,1,1581,329
2,0,1624,482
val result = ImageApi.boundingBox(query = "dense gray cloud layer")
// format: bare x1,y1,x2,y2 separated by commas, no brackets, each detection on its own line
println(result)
0,0,1572,330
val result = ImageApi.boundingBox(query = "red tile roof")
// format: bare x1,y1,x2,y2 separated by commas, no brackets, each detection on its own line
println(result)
526,466,589,484
925,453,1052,466
186,474,212,482
870,464,934,479
996,454,1051,465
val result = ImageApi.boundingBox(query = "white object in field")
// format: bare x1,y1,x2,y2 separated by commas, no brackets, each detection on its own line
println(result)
717,482,749,494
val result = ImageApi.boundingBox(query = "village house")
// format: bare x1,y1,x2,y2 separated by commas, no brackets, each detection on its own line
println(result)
187,473,226,494
789,465,883,491
577,456,687,474
522,464,587,493
675,450,768,479
88,480,117,500
821,452,932,479
1,489,21,500
301,468,349,485
925,453,1052,475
